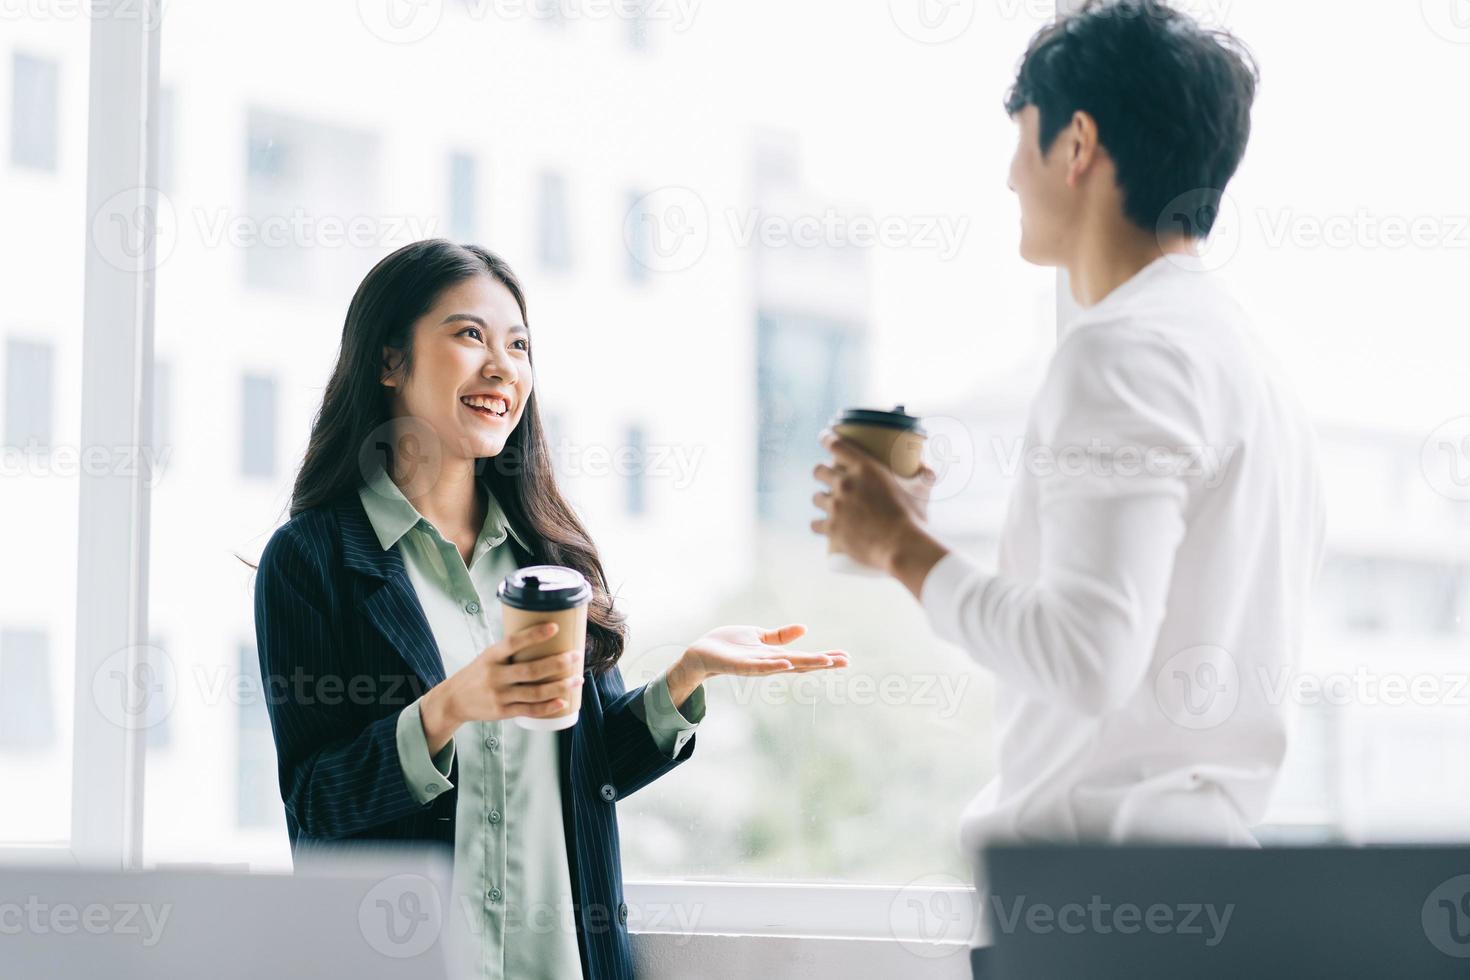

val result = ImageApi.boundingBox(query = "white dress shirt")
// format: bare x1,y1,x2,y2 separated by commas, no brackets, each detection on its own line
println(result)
920,257,1325,941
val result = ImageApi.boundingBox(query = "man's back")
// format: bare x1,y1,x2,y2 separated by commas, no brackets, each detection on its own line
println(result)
922,257,1325,856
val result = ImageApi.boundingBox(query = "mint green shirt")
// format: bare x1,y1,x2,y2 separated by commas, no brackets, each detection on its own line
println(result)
358,464,704,980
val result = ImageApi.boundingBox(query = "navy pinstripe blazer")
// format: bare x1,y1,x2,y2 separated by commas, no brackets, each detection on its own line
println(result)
252,492,695,980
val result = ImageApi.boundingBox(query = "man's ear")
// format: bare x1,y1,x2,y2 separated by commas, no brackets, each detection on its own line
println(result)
381,346,403,387
1065,110,1100,188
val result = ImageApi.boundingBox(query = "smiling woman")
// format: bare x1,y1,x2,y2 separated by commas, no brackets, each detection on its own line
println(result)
250,239,849,979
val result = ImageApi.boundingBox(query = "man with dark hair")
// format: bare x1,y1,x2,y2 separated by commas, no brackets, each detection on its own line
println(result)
812,3,1324,974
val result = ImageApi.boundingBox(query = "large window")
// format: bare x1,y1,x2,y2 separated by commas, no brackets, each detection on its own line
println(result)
7,0,1470,914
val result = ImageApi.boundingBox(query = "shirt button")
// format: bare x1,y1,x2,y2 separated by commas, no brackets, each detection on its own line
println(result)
488,887,502,903
489,809,502,824
485,735,500,751
599,784,616,802
465,600,481,615
425,783,440,795
618,902,629,925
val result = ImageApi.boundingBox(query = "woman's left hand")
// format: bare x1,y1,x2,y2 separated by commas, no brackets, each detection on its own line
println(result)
667,624,848,705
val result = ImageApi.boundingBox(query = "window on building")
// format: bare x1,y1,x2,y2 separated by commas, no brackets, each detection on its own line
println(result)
625,424,648,516
448,151,477,242
4,338,54,451
0,628,55,750
10,53,59,171
536,170,572,271
241,373,277,478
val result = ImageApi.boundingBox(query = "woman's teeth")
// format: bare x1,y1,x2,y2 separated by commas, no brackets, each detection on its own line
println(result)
460,395,509,418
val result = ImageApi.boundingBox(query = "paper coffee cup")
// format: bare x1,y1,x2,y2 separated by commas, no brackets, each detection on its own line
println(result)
496,565,591,731
827,405,927,577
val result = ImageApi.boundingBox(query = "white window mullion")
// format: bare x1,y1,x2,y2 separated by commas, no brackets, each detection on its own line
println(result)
70,0,162,870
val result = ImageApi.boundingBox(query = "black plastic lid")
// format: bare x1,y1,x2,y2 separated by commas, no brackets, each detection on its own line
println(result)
497,565,593,611
832,405,926,435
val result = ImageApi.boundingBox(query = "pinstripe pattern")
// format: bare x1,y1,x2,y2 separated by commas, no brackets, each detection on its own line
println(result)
253,493,696,979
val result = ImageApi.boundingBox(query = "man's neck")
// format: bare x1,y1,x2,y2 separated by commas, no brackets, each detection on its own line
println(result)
1066,224,1197,308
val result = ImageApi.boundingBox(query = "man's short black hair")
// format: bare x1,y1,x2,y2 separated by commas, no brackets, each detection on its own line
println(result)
1004,0,1259,238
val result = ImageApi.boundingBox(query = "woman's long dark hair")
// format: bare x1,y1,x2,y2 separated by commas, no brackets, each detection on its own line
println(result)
290,239,627,673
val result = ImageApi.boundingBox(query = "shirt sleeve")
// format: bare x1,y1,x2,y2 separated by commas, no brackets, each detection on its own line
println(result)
639,666,705,759
920,326,1205,716
395,699,456,805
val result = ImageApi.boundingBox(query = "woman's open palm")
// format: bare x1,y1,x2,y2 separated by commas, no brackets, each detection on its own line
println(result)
682,624,849,678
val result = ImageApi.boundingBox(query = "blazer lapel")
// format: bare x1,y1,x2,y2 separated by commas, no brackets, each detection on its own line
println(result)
336,495,447,689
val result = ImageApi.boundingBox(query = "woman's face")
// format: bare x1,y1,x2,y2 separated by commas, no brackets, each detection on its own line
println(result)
382,274,532,462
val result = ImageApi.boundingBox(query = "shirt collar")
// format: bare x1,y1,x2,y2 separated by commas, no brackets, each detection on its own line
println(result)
357,462,530,554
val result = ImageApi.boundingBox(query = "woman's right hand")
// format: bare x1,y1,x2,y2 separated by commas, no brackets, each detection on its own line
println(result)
419,622,585,752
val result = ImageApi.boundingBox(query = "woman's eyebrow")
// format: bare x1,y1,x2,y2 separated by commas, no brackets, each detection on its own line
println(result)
440,313,528,335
